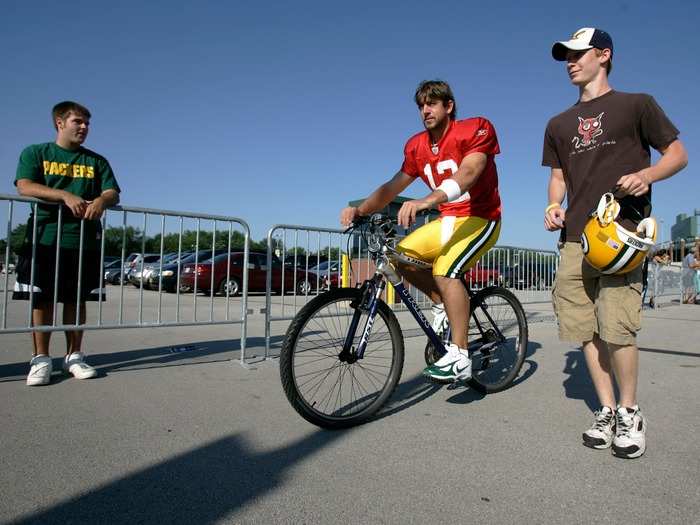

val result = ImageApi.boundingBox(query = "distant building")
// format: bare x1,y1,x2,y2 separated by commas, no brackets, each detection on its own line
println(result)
671,209,700,243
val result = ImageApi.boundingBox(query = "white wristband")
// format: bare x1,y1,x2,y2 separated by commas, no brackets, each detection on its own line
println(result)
437,179,462,202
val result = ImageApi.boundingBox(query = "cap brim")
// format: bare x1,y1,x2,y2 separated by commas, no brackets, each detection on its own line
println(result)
552,41,593,61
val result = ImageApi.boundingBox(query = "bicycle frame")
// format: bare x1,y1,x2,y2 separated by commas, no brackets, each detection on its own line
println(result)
343,251,506,365
340,215,511,365
342,250,448,360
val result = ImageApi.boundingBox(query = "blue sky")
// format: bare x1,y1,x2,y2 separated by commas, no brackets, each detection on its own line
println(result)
1,0,697,248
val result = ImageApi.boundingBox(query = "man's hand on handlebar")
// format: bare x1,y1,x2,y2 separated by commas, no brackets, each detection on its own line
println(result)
340,206,361,227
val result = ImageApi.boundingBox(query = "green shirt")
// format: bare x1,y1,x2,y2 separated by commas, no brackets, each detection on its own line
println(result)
15,142,121,250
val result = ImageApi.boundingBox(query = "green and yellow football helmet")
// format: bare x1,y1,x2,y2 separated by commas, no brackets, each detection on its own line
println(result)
581,192,657,275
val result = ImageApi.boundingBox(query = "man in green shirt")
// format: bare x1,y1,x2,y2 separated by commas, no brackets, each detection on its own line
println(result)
14,101,121,386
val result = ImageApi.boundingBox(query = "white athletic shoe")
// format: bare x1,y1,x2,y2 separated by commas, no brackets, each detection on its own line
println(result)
27,355,53,386
582,406,616,449
612,406,647,459
422,343,471,381
62,352,97,380
431,303,449,337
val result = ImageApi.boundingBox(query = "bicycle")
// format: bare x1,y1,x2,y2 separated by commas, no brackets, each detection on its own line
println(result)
280,214,528,429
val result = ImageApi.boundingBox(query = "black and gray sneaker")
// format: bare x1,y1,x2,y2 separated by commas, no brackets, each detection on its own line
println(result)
582,406,616,449
612,406,646,459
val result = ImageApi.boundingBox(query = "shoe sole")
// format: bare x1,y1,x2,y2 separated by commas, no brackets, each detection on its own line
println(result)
26,378,51,386
63,370,97,380
582,439,612,450
63,365,97,379
612,443,645,459
423,371,471,383
582,433,613,449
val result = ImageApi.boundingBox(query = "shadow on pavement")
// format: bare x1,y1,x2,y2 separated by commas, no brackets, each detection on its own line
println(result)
0,336,283,382
375,373,444,421
7,353,500,523
9,431,340,525
6,339,548,523
445,339,542,404
562,344,697,413
562,349,601,412
638,347,700,358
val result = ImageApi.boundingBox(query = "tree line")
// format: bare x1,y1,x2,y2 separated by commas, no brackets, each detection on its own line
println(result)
0,224,341,262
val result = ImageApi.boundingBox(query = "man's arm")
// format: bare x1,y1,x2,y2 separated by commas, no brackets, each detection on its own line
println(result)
396,152,487,228
16,179,87,218
544,168,566,231
340,171,414,226
617,139,688,196
84,189,120,220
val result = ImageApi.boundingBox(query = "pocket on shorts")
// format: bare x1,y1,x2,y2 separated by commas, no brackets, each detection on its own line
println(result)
616,271,643,337
624,270,643,295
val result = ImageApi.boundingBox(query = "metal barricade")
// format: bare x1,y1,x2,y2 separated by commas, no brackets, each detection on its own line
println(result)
263,224,444,356
507,248,559,304
263,223,563,357
646,261,682,308
265,224,351,358
0,194,253,365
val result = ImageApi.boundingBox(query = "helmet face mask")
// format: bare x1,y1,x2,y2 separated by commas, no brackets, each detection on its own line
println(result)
581,193,657,275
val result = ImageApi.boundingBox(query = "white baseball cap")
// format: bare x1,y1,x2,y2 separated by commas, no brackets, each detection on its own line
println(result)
552,27,614,61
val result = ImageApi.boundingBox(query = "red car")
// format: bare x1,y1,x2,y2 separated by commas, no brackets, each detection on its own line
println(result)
180,251,315,296
309,260,342,290
462,264,501,287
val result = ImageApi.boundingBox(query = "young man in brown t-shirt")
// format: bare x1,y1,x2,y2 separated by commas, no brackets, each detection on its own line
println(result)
541,28,688,458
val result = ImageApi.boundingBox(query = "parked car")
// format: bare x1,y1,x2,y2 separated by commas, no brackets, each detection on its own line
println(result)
180,251,314,296
103,255,120,265
104,259,126,284
123,253,152,281
284,254,329,269
137,252,184,289
146,250,227,292
127,254,162,287
309,260,341,290
462,265,501,287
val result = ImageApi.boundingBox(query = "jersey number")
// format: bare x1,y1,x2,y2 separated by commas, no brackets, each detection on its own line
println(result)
423,160,469,203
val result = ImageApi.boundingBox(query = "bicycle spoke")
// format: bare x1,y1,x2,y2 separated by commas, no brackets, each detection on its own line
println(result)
467,288,527,391
289,294,398,420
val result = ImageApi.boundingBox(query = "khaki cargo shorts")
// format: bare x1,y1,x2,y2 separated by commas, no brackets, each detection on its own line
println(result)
552,242,643,346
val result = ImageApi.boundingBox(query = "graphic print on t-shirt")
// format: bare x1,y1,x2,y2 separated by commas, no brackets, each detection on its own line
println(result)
572,112,604,149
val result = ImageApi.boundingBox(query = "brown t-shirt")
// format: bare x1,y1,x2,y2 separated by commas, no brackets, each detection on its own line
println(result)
542,90,679,242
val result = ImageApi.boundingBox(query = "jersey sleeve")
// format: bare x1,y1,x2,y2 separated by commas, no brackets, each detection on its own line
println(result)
541,121,562,169
400,138,419,177
15,145,43,185
639,96,679,151
461,118,500,159
97,156,121,193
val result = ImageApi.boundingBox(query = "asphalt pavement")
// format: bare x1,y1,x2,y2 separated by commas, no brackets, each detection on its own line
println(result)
0,290,698,524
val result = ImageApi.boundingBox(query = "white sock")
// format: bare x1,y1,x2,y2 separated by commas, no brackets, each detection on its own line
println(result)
445,342,467,357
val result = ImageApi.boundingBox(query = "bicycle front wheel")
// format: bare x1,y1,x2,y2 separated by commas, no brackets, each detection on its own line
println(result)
280,287,405,429
467,286,528,393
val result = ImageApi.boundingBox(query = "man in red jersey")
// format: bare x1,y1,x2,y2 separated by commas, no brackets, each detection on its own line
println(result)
341,80,502,382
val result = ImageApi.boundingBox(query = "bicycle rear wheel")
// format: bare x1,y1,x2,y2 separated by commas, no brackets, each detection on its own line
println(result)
467,286,528,393
280,287,404,429
424,286,527,393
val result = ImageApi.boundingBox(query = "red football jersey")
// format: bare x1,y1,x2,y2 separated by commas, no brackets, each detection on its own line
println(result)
400,117,501,219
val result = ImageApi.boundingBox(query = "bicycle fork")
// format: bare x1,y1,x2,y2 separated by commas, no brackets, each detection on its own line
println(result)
339,277,386,363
